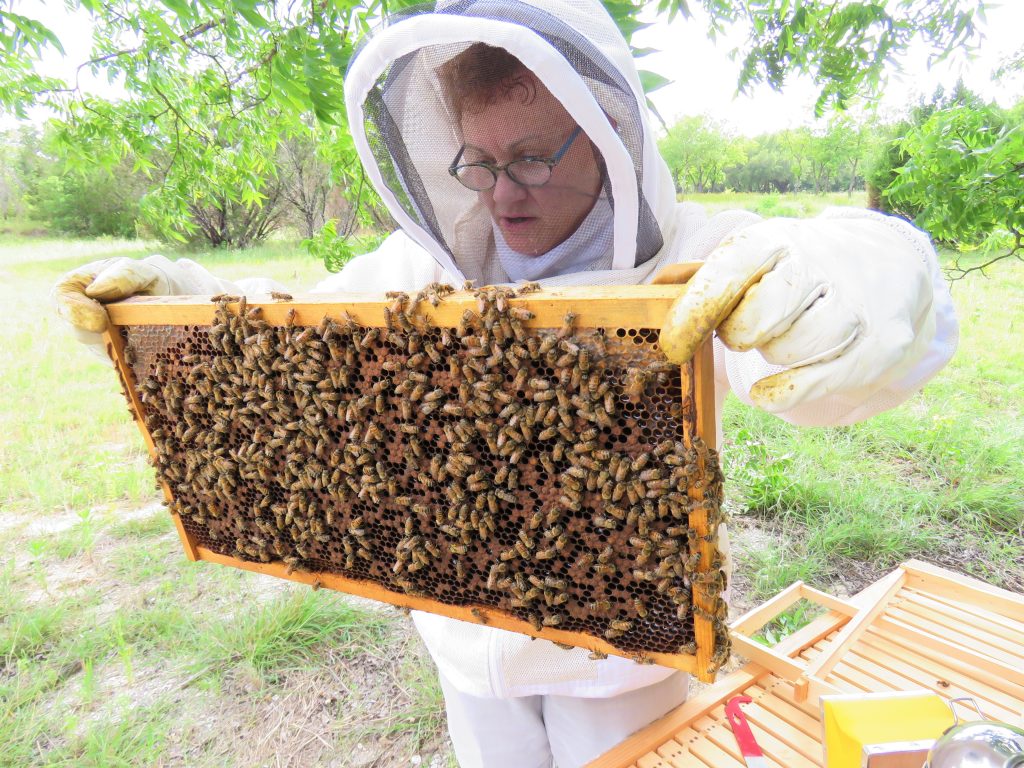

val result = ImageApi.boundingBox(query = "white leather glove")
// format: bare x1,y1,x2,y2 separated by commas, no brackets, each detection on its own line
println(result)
52,254,257,356
660,216,937,414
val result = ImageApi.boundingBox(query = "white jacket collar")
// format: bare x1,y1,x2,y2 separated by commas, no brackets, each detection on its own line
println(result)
494,196,614,282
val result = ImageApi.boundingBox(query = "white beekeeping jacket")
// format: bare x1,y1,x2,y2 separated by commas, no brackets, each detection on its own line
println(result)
321,0,958,697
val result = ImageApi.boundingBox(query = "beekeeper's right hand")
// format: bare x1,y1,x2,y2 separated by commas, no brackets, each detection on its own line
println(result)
53,254,241,334
52,254,287,358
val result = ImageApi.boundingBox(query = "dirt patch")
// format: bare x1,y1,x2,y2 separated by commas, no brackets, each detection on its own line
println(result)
2,501,164,543
170,620,451,768
922,522,1024,593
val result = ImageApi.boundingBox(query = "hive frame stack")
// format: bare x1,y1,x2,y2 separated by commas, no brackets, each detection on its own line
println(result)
102,282,727,681
587,560,1024,768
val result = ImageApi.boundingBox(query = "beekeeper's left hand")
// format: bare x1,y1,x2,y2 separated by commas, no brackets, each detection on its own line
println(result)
659,217,936,414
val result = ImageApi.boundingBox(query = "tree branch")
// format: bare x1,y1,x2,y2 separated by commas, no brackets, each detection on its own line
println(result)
945,227,1023,281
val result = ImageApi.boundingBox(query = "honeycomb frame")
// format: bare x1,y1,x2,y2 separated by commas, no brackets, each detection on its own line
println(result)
102,284,727,681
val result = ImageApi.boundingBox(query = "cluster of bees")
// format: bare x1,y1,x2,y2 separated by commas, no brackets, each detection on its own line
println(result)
128,282,729,664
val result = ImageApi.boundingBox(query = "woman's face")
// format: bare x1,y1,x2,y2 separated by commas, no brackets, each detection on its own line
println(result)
459,76,603,256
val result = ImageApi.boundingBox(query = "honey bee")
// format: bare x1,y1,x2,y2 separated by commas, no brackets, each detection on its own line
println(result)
557,311,577,340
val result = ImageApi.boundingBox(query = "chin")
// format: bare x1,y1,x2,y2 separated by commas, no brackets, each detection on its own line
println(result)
502,230,555,257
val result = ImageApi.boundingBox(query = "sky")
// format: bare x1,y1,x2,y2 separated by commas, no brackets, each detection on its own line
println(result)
636,2,1024,135
5,1,1024,135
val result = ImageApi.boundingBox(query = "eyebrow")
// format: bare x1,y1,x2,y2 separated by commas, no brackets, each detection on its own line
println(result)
462,133,561,157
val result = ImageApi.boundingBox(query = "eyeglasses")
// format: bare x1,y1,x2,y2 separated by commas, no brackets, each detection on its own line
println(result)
449,126,583,191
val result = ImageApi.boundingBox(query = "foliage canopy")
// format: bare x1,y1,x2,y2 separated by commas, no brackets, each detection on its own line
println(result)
0,0,992,258
888,103,1024,278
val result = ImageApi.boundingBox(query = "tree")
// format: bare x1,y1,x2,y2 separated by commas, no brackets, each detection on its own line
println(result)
34,157,146,238
725,134,795,193
659,115,745,193
278,129,331,240
0,0,989,259
0,130,27,219
865,80,988,214
3,1,365,247
886,101,1024,278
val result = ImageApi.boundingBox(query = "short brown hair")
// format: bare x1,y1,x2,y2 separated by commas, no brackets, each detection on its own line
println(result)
439,43,538,116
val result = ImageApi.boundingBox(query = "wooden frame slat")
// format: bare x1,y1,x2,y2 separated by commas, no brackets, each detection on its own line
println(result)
873,614,1024,686
692,715,755,766
654,737,705,767
859,627,1024,704
855,632,1024,723
899,587,1024,644
793,569,906,701
740,700,822,765
901,560,1024,622
106,286,729,679
687,738,746,768
886,599,1024,664
747,684,822,739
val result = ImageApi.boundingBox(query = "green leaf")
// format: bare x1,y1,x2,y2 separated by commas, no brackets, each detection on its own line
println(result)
637,69,672,94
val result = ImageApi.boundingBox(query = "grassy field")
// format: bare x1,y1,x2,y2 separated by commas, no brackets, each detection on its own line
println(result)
1,200,1022,765
681,190,869,219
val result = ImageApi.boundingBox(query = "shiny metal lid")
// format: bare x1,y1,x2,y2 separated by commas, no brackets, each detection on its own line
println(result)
926,698,1024,768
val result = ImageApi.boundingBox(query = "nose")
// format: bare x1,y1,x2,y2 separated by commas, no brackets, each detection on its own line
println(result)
490,170,528,205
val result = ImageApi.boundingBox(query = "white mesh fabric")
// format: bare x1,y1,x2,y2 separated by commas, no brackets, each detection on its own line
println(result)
345,0,677,282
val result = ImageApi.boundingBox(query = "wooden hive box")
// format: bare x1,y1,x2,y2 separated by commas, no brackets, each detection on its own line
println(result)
588,560,1024,767
101,280,731,681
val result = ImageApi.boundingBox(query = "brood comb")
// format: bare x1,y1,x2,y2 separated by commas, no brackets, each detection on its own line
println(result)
103,281,729,680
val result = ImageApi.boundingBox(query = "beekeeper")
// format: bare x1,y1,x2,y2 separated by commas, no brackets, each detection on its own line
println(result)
54,0,958,765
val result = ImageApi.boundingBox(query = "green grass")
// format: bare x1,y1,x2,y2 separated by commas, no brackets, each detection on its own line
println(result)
199,591,394,684
726,246,1024,596
0,523,399,766
682,190,868,218
1,199,1021,764
0,232,328,515
106,509,172,541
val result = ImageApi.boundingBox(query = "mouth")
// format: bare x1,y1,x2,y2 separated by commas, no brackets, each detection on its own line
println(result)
499,215,537,229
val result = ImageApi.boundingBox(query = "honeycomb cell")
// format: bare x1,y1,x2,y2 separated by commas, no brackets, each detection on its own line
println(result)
121,286,727,662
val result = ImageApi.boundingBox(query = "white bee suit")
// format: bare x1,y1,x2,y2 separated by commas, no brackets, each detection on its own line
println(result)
333,0,958,763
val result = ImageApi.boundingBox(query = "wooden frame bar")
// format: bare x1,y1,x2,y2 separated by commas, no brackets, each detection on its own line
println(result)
901,559,1024,623
793,569,906,702
103,284,726,680
102,324,197,560
726,581,858,686
105,285,692,330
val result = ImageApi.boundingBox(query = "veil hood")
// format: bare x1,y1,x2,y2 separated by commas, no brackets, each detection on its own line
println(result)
344,0,678,282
